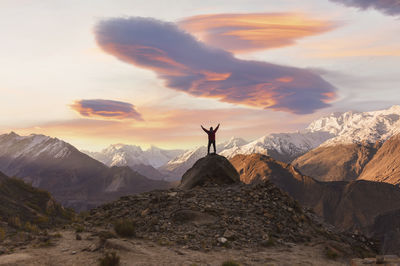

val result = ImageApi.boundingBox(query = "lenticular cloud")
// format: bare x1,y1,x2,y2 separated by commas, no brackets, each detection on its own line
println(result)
95,17,337,114
179,13,336,53
71,99,143,120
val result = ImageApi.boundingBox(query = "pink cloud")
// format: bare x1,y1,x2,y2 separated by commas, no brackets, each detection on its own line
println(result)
70,99,143,121
94,17,336,114
179,13,336,53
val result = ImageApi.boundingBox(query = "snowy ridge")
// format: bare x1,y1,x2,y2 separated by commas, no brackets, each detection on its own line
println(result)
161,105,400,176
0,132,72,159
307,105,400,146
85,144,184,168
220,132,332,160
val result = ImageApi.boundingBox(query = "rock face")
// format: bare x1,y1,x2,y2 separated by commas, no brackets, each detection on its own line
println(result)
358,134,400,185
179,154,240,189
292,143,380,182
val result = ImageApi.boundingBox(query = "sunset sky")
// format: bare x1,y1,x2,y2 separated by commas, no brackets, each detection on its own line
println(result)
1,0,399,151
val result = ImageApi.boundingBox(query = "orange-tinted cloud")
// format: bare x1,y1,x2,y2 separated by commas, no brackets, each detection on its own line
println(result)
70,99,143,121
95,17,336,114
178,13,336,53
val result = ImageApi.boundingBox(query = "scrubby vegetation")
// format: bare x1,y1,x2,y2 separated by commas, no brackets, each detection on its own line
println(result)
99,251,120,266
0,227,5,241
324,246,339,260
221,260,241,266
114,219,135,237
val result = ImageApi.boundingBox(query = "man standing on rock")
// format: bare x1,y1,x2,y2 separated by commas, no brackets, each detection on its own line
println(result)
201,124,220,155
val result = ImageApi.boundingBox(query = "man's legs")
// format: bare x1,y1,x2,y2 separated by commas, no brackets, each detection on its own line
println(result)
207,140,211,155
212,140,216,154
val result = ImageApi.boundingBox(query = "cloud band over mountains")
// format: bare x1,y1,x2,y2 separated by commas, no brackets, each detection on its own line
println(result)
330,0,400,16
179,13,336,53
95,17,336,114
71,99,143,120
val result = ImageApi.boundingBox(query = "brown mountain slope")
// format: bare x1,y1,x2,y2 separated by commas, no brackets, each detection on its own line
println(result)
358,134,400,185
230,154,318,203
0,171,73,230
230,154,400,234
292,143,380,182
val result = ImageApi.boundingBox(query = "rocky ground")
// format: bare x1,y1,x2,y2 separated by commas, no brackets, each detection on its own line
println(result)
0,182,379,265
0,229,358,266
84,181,377,257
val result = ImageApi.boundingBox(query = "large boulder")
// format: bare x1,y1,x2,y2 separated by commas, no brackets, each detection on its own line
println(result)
179,154,240,189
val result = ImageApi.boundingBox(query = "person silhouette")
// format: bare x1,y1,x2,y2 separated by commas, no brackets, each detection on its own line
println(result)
201,123,220,155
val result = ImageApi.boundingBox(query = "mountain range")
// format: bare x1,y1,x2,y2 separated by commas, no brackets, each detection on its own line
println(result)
0,132,168,211
84,105,400,183
2,105,400,209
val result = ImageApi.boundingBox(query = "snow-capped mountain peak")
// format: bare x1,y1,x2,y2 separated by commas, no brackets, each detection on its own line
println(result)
0,132,72,159
84,144,184,168
307,105,400,146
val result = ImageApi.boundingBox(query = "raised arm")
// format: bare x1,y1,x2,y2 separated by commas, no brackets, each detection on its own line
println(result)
214,123,220,133
201,125,209,133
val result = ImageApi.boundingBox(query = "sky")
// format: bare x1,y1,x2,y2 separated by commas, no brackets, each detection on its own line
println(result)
1,0,399,151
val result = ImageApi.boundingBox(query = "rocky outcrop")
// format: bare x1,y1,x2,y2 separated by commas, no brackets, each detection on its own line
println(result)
179,154,240,189
86,181,376,257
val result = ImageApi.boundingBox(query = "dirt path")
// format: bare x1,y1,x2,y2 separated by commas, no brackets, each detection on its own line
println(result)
0,230,348,266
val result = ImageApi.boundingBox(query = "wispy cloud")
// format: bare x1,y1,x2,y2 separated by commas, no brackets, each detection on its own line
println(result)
179,13,337,53
70,99,143,120
330,0,400,16
94,17,336,114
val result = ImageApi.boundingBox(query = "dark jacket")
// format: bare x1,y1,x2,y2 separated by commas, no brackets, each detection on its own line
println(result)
202,125,219,141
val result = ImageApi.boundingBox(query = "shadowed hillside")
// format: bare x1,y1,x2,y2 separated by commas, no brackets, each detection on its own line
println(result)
230,154,400,237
